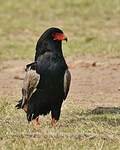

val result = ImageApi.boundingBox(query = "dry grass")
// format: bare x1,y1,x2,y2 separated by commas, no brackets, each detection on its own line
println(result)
1,96,120,150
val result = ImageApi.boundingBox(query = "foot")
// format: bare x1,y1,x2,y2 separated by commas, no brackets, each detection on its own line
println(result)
51,118,57,127
32,117,40,129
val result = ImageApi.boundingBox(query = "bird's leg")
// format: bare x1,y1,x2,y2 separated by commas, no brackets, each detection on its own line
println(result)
32,116,40,129
51,118,57,127
51,105,61,127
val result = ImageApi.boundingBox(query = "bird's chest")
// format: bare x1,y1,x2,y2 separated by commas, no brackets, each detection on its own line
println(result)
37,53,66,89
37,53,65,76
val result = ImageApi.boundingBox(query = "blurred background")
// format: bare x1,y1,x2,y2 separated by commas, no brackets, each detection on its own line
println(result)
0,0,120,60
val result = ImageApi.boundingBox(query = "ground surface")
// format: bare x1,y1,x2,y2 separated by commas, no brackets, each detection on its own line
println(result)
1,56,120,149
1,56,120,108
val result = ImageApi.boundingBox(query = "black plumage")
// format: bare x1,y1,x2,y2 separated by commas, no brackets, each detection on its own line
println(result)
16,27,71,126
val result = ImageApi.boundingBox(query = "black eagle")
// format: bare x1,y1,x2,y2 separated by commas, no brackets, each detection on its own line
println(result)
16,27,71,127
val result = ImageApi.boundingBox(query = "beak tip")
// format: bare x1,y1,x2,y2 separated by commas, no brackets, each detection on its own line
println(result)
65,37,68,42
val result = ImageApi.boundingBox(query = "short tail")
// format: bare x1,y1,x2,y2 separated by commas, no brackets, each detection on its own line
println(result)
15,99,23,109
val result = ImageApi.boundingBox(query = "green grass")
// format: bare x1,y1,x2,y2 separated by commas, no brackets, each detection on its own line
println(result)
1,96,120,149
0,0,120,60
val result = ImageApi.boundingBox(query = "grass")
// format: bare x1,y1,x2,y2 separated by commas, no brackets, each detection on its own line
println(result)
0,0,120,60
1,96,120,150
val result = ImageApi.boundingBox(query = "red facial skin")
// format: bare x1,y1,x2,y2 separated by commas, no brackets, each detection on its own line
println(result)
52,33,67,41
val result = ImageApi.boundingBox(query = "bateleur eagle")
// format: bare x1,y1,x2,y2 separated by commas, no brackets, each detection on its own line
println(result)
16,27,71,127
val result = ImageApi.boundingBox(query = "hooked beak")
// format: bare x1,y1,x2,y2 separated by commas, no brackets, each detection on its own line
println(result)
64,36,68,42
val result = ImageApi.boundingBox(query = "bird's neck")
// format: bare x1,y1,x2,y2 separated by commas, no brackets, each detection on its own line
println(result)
35,40,64,60
52,41,63,56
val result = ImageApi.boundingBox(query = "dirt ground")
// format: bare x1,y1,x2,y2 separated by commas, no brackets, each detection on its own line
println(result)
1,55,120,109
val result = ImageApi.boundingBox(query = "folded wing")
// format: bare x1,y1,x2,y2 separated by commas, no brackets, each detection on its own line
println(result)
22,67,40,107
16,66,40,111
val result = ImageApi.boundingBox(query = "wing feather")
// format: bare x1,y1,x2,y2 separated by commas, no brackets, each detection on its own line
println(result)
63,69,71,100
21,68,40,108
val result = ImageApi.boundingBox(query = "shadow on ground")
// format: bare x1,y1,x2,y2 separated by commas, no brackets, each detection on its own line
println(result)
91,107,120,115
62,106,120,127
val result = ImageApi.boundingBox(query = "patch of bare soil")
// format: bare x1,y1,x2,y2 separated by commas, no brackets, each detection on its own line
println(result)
0,56,120,108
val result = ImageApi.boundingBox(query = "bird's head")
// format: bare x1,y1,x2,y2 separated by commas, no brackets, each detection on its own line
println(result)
40,27,68,42
36,27,68,56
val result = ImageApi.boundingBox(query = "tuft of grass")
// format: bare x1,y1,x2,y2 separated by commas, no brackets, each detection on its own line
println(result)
0,0,120,60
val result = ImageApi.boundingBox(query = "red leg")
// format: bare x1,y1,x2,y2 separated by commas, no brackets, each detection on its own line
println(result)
51,118,57,127
32,116,40,129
